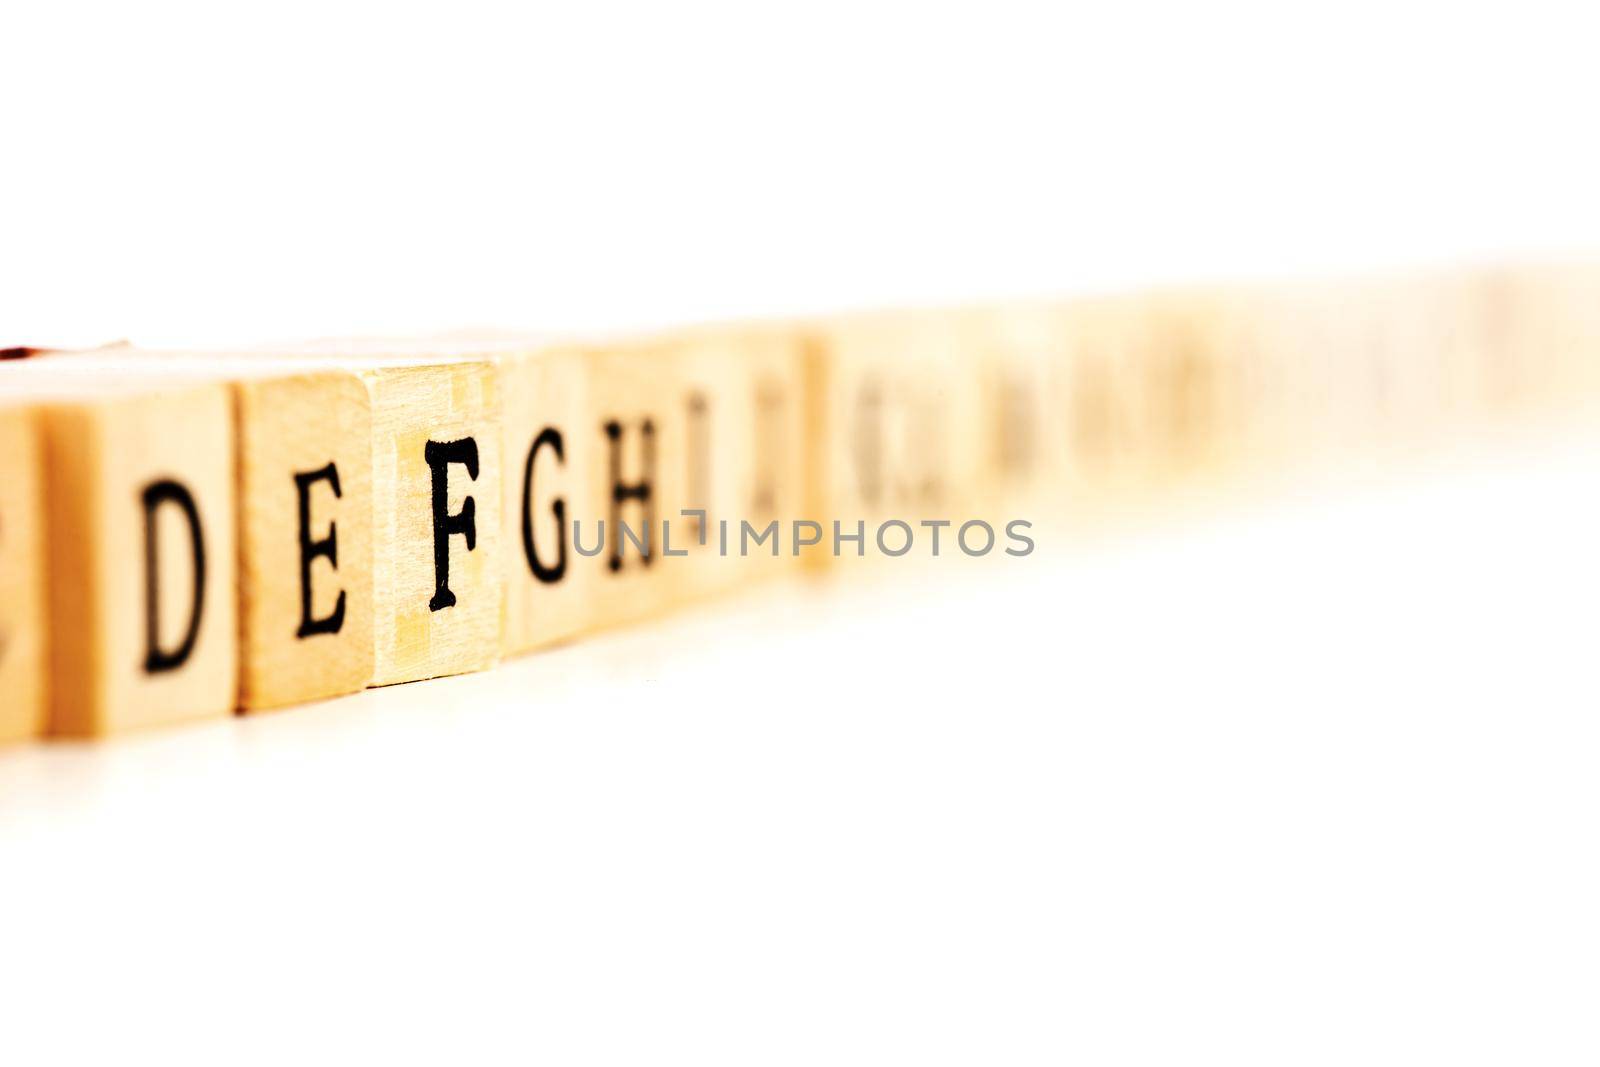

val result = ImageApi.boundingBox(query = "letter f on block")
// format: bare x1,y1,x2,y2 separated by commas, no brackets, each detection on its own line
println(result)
425,438,479,612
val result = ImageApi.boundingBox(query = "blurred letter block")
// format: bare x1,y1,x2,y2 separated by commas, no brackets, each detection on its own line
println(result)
804,311,989,567
669,324,810,598
0,405,48,742
581,337,687,629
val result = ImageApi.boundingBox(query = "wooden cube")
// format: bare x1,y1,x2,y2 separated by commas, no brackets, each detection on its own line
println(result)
234,369,376,707
1480,264,1600,418
1237,282,1360,470
666,324,809,598
0,404,48,742
498,342,595,655
1196,287,1305,485
1139,289,1254,485
803,311,992,566
256,340,506,687
38,350,381,710
220,348,505,691
1056,294,1169,495
580,337,690,629
4,366,239,736
357,360,503,687
956,302,1075,517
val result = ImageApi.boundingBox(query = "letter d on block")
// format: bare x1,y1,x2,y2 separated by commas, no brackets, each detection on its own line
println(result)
33,376,237,736
140,479,206,674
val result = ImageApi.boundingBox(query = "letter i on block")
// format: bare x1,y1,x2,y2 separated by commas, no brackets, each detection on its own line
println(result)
0,403,48,742
668,324,810,596
5,365,237,735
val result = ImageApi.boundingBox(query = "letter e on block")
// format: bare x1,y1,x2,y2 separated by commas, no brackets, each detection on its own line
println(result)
235,371,375,708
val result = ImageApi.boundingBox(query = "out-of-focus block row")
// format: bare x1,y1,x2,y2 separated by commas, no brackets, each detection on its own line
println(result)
2,263,1597,739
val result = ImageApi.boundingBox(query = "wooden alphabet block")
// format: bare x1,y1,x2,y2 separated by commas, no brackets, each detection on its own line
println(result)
1450,265,1600,422
1054,294,1170,495
1138,289,1253,485
498,342,595,655
1540,264,1600,405
1501,264,1600,413
233,369,375,707
0,405,48,742
254,340,506,687
5,366,238,736
1457,267,1531,417
664,324,810,598
802,310,991,567
580,337,689,629
956,302,1076,517
357,359,503,687
1193,287,1306,485
41,351,379,710
1219,283,1352,472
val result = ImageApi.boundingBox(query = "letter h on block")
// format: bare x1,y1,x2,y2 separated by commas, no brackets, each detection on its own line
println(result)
582,340,686,630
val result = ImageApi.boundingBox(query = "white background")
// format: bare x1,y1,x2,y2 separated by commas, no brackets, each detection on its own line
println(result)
6,1,1600,345
5,2,1600,1064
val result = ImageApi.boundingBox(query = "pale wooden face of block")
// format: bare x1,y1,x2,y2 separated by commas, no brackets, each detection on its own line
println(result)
670,331,808,594
0,409,48,742
814,318,990,546
1063,301,1167,489
581,343,688,629
1505,266,1600,405
1143,296,1243,480
988,354,1051,502
366,363,503,687
500,348,594,655
236,372,375,709
44,386,238,736
960,307,1069,515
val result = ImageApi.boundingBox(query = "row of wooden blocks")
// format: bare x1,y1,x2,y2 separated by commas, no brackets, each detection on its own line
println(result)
2,264,1596,740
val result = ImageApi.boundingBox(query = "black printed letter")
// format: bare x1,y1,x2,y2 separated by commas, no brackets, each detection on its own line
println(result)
521,428,567,584
141,479,206,673
425,438,479,612
294,462,346,638
604,418,655,572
